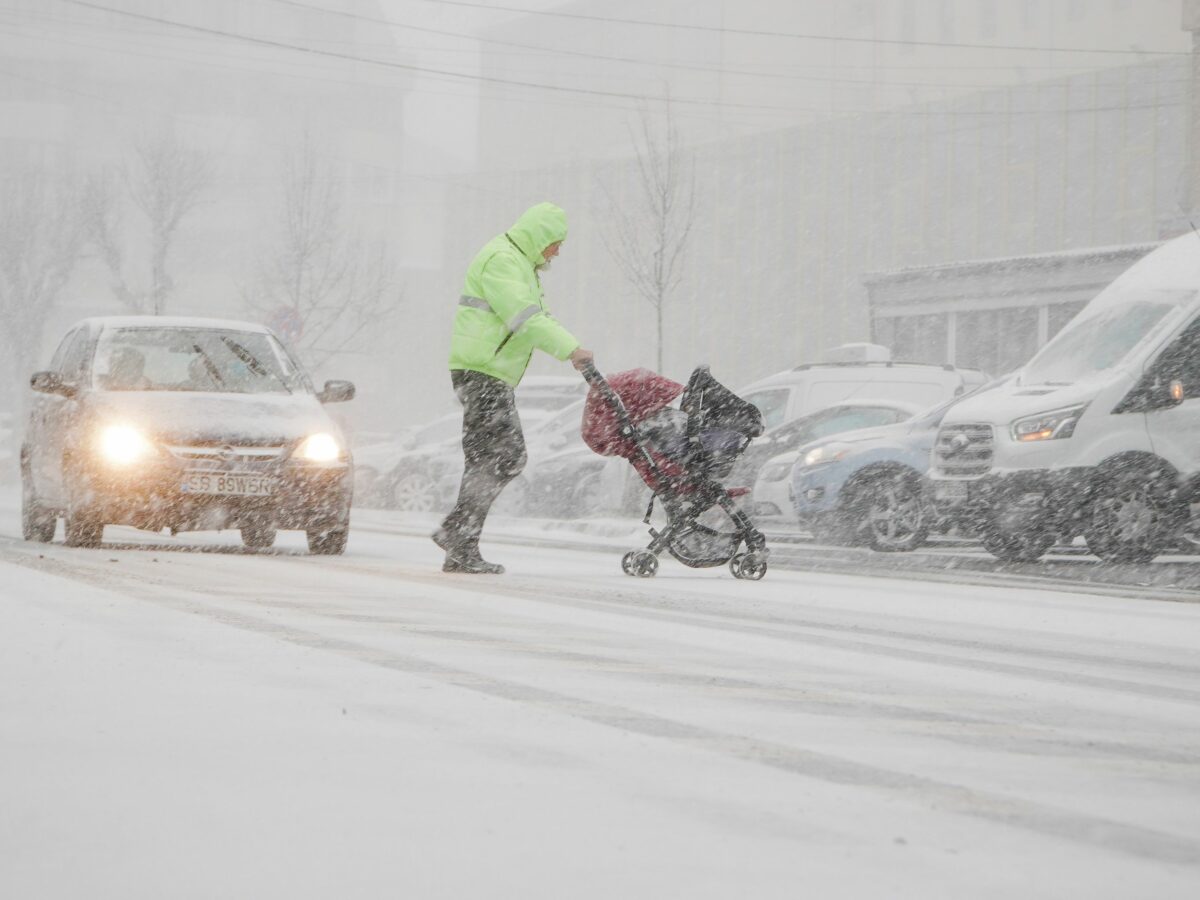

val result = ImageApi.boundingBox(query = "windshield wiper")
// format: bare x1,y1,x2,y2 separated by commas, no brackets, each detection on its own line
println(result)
192,344,226,389
221,337,292,394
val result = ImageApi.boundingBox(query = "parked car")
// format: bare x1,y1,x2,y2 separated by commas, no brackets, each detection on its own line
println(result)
929,231,1200,563
21,316,355,553
354,414,459,509
748,401,923,525
791,389,997,551
383,382,589,515
738,350,988,430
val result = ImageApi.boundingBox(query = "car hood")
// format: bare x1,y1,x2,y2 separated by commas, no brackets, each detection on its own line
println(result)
941,377,1111,426
89,391,339,445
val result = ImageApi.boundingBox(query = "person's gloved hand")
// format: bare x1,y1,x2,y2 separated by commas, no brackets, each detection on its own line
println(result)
569,347,594,370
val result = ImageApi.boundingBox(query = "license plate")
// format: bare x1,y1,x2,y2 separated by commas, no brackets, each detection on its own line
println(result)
181,472,276,496
935,481,970,504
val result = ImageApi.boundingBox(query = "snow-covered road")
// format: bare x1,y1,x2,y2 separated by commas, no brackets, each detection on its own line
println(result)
2,515,1199,898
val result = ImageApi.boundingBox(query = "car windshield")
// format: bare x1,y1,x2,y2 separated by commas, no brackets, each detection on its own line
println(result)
1020,289,1193,386
93,327,306,394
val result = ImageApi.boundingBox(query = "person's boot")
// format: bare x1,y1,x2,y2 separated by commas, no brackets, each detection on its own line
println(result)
442,544,505,575
431,526,454,552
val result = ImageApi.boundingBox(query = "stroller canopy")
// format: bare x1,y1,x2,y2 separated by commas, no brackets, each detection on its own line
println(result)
582,368,683,459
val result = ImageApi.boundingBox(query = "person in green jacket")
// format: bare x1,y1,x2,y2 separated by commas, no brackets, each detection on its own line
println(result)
434,202,594,573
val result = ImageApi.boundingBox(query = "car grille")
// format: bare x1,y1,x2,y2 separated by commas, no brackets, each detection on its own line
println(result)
166,443,287,470
934,424,994,477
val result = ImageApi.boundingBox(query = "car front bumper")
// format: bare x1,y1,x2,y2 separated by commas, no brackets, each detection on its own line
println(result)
75,458,352,533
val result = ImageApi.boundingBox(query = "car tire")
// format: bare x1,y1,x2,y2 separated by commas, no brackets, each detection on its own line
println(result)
859,471,930,553
21,462,56,543
241,522,277,550
1085,468,1182,564
980,526,1053,563
307,521,349,555
389,470,439,512
64,508,103,548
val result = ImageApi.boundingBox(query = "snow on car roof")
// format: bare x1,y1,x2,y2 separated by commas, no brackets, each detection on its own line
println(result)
78,315,273,334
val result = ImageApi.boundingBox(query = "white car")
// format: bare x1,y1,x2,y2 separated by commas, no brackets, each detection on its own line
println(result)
739,348,987,431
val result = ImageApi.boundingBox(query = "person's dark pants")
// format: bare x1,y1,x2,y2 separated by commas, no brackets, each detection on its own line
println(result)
438,369,527,552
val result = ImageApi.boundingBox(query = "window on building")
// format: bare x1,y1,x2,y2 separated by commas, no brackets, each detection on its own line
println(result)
956,307,1039,375
879,313,949,365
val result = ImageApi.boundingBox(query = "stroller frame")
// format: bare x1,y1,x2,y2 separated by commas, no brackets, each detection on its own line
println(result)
581,363,770,580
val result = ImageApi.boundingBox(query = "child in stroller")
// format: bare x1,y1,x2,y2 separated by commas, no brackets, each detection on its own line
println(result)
580,364,770,579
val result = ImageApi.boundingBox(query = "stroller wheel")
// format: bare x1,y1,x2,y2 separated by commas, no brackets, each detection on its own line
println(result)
623,550,658,577
621,551,637,576
731,551,768,580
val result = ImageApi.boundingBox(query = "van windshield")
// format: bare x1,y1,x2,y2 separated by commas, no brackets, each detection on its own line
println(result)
1020,289,1193,386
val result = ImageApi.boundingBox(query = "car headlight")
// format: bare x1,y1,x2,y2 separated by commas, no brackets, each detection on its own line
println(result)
97,424,154,466
294,432,342,462
1010,404,1088,442
802,444,851,467
759,460,794,482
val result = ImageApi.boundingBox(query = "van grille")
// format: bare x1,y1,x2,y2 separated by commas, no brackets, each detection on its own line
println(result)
934,424,993,477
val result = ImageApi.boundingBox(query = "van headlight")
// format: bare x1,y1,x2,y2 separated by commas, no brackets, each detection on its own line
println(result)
759,459,794,482
294,432,342,462
1011,404,1087,442
803,444,851,467
98,425,154,466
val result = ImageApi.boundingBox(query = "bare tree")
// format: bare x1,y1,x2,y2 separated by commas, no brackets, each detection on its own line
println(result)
0,170,85,419
246,136,399,371
84,132,212,315
601,101,697,372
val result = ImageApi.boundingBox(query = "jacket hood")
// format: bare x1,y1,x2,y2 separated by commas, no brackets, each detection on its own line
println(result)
507,202,568,266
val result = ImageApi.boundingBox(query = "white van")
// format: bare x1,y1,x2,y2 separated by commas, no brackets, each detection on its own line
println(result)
740,356,988,430
930,232,1200,563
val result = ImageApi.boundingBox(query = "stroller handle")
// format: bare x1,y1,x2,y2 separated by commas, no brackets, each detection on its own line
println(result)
577,360,604,387
578,361,639,440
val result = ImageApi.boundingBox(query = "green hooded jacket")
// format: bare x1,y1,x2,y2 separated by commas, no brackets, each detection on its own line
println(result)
448,202,580,387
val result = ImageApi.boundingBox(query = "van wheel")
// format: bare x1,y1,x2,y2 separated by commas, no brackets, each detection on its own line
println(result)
1085,469,1182,564
859,471,930,553
980,527,1053,563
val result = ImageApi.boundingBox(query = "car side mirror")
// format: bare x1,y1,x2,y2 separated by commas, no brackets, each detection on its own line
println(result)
317,379,355,403
30,370,76,398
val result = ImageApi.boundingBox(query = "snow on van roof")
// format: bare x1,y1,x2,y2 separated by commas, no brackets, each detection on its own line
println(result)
76,315,272,334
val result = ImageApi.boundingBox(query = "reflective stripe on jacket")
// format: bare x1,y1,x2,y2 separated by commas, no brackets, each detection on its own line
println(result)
448,202,580,387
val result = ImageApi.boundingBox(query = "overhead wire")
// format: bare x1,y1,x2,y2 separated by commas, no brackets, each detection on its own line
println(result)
50,0,1194,121
56,0,839,114
261,0,1130,92
396,0,1189,57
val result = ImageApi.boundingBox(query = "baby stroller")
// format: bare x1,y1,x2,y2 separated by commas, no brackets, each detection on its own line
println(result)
580,363,770,580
